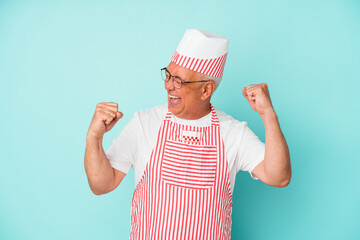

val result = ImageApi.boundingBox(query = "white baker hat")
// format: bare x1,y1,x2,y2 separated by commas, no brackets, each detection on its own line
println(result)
171,29,229,79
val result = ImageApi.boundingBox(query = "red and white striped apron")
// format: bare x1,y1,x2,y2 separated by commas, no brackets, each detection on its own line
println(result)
130,105,233,239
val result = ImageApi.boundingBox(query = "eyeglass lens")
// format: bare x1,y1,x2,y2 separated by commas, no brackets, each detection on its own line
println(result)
161,69,182,89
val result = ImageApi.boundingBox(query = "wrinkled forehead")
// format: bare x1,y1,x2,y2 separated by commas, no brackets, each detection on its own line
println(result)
166,62,200,81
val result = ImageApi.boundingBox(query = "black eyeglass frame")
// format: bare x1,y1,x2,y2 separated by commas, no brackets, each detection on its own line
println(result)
161,67,211,89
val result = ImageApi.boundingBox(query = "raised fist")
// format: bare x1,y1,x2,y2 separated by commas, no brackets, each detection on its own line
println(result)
242,83,274,116
87,102,123,140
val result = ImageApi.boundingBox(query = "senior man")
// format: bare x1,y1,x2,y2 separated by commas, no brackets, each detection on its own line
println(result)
85,29,291,239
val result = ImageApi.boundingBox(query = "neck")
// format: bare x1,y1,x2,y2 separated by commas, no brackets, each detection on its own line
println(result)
174,103,212,120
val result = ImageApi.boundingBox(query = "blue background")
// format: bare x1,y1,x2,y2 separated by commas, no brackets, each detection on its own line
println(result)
1,0,359,239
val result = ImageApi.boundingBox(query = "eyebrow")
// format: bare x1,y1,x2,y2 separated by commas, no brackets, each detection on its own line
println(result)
166,68,185,81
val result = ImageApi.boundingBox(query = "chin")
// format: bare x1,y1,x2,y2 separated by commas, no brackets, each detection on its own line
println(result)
168,103,183,117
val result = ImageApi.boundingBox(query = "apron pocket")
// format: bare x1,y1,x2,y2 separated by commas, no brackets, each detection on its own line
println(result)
161,140,217,190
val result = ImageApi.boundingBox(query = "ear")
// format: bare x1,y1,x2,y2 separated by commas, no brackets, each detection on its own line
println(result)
201,81,215,100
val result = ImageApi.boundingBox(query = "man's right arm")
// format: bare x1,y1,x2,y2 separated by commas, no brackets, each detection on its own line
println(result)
84,102,125,195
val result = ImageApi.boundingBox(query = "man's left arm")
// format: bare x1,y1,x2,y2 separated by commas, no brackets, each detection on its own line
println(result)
242,83,291,188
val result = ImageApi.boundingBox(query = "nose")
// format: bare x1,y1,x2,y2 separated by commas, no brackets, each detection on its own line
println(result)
165,77,175,91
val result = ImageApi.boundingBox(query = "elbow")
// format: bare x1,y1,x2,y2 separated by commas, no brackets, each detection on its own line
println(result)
265,176,291,188
86,174,119,196
91,189,105,196
90,187,112,196
90,187,106,195
88,183,114,196
278,169,292,188
278,178,291,188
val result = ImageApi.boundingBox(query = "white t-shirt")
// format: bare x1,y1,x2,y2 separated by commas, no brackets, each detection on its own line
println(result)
105,104,265,194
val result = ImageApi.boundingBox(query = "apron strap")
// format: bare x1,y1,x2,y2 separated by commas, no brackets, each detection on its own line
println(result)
210,104,220,126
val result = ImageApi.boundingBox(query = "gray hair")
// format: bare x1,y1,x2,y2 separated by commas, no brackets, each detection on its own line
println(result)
198,73,222,91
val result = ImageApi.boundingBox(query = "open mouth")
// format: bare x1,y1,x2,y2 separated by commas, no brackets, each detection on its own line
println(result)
168,95,182,106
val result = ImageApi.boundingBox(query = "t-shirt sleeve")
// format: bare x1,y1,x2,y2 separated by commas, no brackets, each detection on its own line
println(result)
105,112,141,174
236,123,265,180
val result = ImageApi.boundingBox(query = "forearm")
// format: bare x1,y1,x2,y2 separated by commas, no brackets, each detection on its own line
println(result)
261,110,291,186
84,136,116,195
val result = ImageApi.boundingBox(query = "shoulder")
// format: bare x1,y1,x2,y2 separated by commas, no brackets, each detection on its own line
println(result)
131,104,167,129
135,103,167,120
214,107,248,131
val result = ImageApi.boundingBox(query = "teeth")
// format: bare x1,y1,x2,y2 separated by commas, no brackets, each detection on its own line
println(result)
169,95,181,99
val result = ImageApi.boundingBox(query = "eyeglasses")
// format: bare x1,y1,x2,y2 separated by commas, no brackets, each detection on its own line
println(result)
161,67,210,89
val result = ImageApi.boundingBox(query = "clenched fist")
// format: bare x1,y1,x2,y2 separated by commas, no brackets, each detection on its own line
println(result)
242,83,275,116
87,102,123,140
